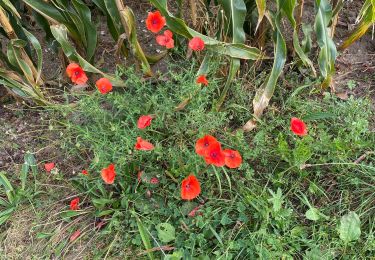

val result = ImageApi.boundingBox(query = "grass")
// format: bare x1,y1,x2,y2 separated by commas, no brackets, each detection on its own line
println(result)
0,60,374,259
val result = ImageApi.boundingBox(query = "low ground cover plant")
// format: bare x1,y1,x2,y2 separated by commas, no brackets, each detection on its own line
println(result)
24,63,371,258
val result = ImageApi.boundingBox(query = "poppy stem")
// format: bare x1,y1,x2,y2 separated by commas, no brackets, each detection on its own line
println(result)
165,170,178,183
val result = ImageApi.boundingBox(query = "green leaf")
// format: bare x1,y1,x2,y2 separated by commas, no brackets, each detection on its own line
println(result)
279,0,297,28
255,0,266,31
339,211,361,243
132,213,155,260
116,3,152,76
244,12,286,131
339,2,375,50
71,0,97,62
314,0,337,87
268,188,284,212
50,24,125,87
305,208,320,221
156,223,176,243
60,210,82,220
218,0,247,42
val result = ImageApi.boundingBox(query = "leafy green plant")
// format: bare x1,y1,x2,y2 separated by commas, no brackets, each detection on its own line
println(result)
340,0,375,50
23,0,97,62
0,152,38,225
0,3,48,104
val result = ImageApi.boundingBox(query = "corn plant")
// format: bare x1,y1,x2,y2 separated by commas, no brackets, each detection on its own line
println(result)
23,0,97,62
340,0,375,50
0,2,48,104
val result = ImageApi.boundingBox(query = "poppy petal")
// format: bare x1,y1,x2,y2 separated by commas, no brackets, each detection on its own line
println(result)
290,117,308,136
181,175,201,200
137,115,153,129
189,37,205,51
146,11,166,33
96,78,113,94
44,162,55,172
101,164,116,184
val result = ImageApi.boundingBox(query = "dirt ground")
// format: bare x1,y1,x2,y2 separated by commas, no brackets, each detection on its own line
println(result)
0,0,374,258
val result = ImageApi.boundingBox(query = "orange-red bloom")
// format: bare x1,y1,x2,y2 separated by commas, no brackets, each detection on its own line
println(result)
156,30,174,49
290,117,307,136
137,115,153,129
189,37,205,51
70,197,80,210
101,164,116,184
204,143,225,167
81,169,88,175
223,149,242,168
44,162,55,172
196,75,208,86
96,78,113,94
66,63,88,85
135,137,154,151
181,175,201,200
146,11,166,33
150,177,159,184
195,135,220,156
70,230,81,242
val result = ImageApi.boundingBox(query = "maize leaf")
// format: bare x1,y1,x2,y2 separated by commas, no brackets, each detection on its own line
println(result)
50,25,125,87
243,12,286,131
149,0,264,60
314,0,337,88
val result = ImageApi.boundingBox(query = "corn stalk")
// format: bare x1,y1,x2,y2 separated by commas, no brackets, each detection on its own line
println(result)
314,0,337,89
115,0,153,76
243,6,286,132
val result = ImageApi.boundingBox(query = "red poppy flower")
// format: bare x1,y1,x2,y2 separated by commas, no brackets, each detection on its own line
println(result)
101,164,116,184
66,63,88,85
189,37,205,51
44,162,55,172
150,177,159,184
204,143,226,167
137,115,153,129
70,230,81,242
196,75,208,86
156,30,174,49
146,11,166,33
181,175,201,200
81,169,88,175
195,135,220,156
70,197,80,210
96,78,113,94
290,117,308,136
135,137,154,151
223,149,242,168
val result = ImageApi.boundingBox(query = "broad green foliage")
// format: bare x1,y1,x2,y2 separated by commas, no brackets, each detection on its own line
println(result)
339,212,361,243
23,0,97,62
0,3,47,104
314,0,337,88
340,0,375,50
50,25,124,86
156,223,176,243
